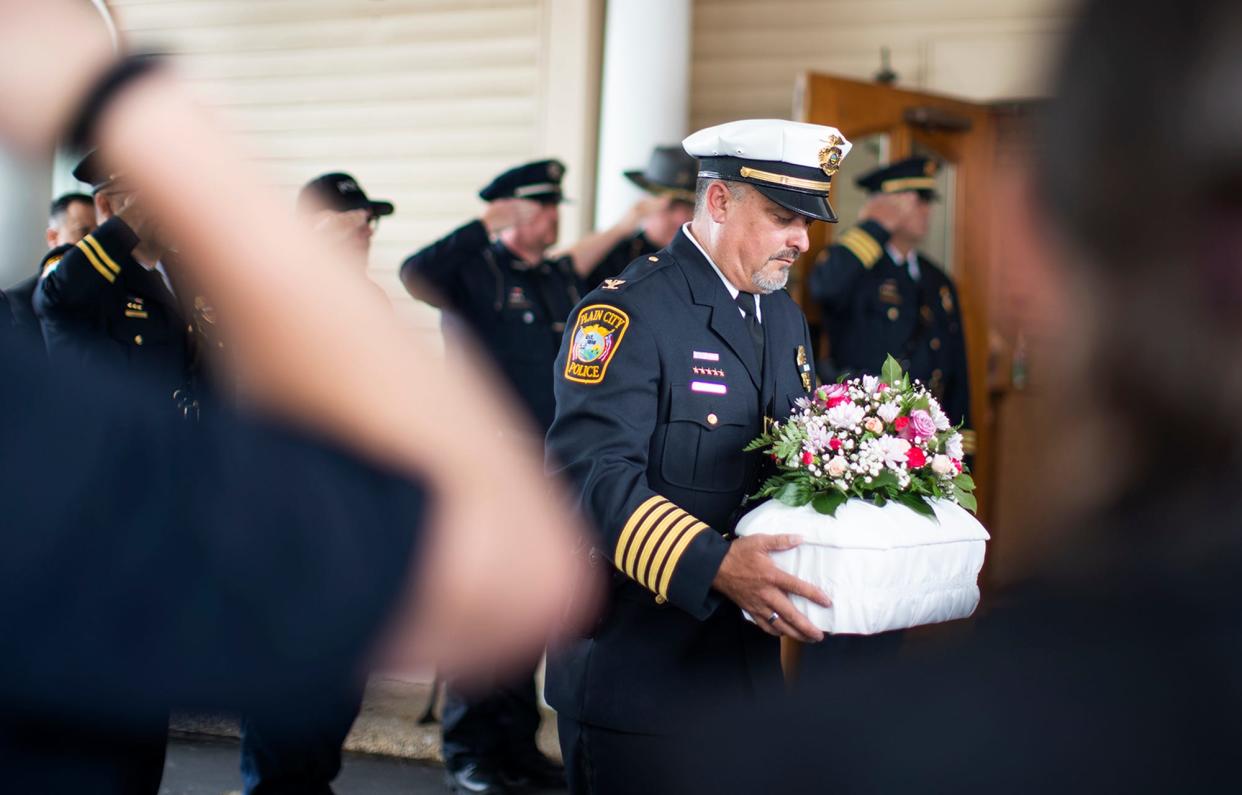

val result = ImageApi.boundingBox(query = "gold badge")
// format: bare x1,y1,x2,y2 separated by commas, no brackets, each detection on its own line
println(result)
924,160,938,177
564,304,630,385
601,279,626,291
547,162,563,181
818,143,844,177
796,345,812,392
939,285,955,313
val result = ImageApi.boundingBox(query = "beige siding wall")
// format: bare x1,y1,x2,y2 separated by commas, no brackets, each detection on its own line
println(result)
691,0,1074,130
107,0,600,322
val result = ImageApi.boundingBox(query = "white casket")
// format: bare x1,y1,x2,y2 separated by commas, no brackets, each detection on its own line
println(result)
734,497,989,635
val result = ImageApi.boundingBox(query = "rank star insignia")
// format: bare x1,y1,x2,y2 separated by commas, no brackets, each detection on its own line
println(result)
601,278,626,291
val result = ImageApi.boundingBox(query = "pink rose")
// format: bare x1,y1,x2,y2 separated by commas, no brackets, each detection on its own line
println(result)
864,417,884,435
905,409,937,442
905,448,927,468
820,383,850,409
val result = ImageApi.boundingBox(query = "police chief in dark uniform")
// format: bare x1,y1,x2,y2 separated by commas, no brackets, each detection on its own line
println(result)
809,157,972,438
574,145,698,291
35,151,202,419
401,160,576,793
545,119,848,794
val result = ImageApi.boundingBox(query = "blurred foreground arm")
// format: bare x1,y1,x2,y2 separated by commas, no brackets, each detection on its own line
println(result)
0,0,591,693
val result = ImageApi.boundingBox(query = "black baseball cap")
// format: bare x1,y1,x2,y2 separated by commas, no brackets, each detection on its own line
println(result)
297,172,394,217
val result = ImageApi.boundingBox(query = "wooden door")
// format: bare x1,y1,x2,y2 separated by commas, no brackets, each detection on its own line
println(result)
792,73,999,531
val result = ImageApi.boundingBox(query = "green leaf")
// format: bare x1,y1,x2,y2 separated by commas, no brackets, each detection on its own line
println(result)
869,470,899,490
775,482,812,507
872,494,888,508
896,492,937,520
953,473,976,490
743,437,769,452
811,491,848,517
880,354,904,387
953,486,978,513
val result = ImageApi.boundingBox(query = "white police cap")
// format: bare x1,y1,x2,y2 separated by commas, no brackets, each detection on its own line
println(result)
682,119,852,222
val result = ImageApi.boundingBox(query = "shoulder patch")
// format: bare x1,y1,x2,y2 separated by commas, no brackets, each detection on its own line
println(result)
836,227,883,270
564,303,630,385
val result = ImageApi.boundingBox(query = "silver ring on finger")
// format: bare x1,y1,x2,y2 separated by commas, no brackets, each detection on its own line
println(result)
767,611,780,625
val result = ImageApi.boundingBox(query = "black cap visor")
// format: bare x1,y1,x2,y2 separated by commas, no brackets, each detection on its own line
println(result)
753,184,837,223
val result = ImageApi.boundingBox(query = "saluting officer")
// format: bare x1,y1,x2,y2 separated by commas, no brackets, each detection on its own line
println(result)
401,159,582,435
35,150,201,417
570,145,699,291
545,119,846,793
400,161,573,793
809,157,972,435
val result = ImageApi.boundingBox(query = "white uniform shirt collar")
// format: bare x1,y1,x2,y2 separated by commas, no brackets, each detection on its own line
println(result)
886,244,921,282
682,223,761,322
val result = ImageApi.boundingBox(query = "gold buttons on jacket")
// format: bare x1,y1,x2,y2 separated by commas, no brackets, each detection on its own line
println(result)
887,307,899,321
706,413,719,426
930,337,941,350
133,334,144,345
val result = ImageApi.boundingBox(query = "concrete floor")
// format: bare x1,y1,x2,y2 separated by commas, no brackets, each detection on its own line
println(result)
160,735,566,795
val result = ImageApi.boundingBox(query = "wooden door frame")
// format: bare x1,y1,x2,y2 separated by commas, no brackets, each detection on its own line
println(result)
795,73,998,523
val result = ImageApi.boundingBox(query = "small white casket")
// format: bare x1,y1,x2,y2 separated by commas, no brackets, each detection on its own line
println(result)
735,497,989,635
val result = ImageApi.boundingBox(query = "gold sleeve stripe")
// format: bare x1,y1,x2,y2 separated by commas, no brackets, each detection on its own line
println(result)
636,511,699,589
75,239,116,283
655,522,709,599
623,501,679,577
614,495,667,571
81,234,122,274
836,229,882,268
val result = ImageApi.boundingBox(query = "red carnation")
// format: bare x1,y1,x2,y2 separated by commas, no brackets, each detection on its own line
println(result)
953,458,963,473
827,395,851,408
906,447,927,468
893,416,910,432
828,437,842,451
801,451,814,466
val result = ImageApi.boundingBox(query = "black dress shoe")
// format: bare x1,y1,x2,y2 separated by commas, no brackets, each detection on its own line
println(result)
444,761,511,794
500,751,567,790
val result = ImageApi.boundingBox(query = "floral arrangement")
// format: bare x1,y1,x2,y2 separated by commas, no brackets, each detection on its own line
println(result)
745,356,977,518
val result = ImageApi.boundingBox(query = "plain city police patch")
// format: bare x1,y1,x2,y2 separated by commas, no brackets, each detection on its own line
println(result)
564,303,630,384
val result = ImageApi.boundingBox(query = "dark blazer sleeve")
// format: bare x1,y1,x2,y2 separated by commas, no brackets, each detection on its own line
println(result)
0,338,425,724
943,277,972,430
34,217,139,318
399,219,491,310
546,298,729,620
809,220,891,313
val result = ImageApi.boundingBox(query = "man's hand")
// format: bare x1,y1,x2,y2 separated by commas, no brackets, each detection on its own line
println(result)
620,194,672,234
712,534,830,643
858,192,919,234
482,198,540,236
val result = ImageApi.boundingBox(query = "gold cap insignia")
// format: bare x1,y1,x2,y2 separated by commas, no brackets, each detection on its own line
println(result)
924,160,938,177
547,162,563,181
819,145,844,177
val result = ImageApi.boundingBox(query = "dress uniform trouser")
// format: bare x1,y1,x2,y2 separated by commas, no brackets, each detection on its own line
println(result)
441,663,543,770
239,685,364,794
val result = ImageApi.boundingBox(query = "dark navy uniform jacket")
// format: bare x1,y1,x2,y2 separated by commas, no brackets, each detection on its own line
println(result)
401,219,582,431
3,244,67,349
810,219,971,428
0,334,425,792
583,231,658,292
34,217,196,409
545,228,816,733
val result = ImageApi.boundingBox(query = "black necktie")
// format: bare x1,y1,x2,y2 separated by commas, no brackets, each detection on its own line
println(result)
735,291,764,361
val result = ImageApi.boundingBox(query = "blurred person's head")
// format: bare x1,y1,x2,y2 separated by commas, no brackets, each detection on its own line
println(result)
856,157,940,246
72,150,168,255
45,192,95,248
625,146,699,247
1033,0,1242,495
480,159,566,260
297,173,393,269
683,119,852,294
